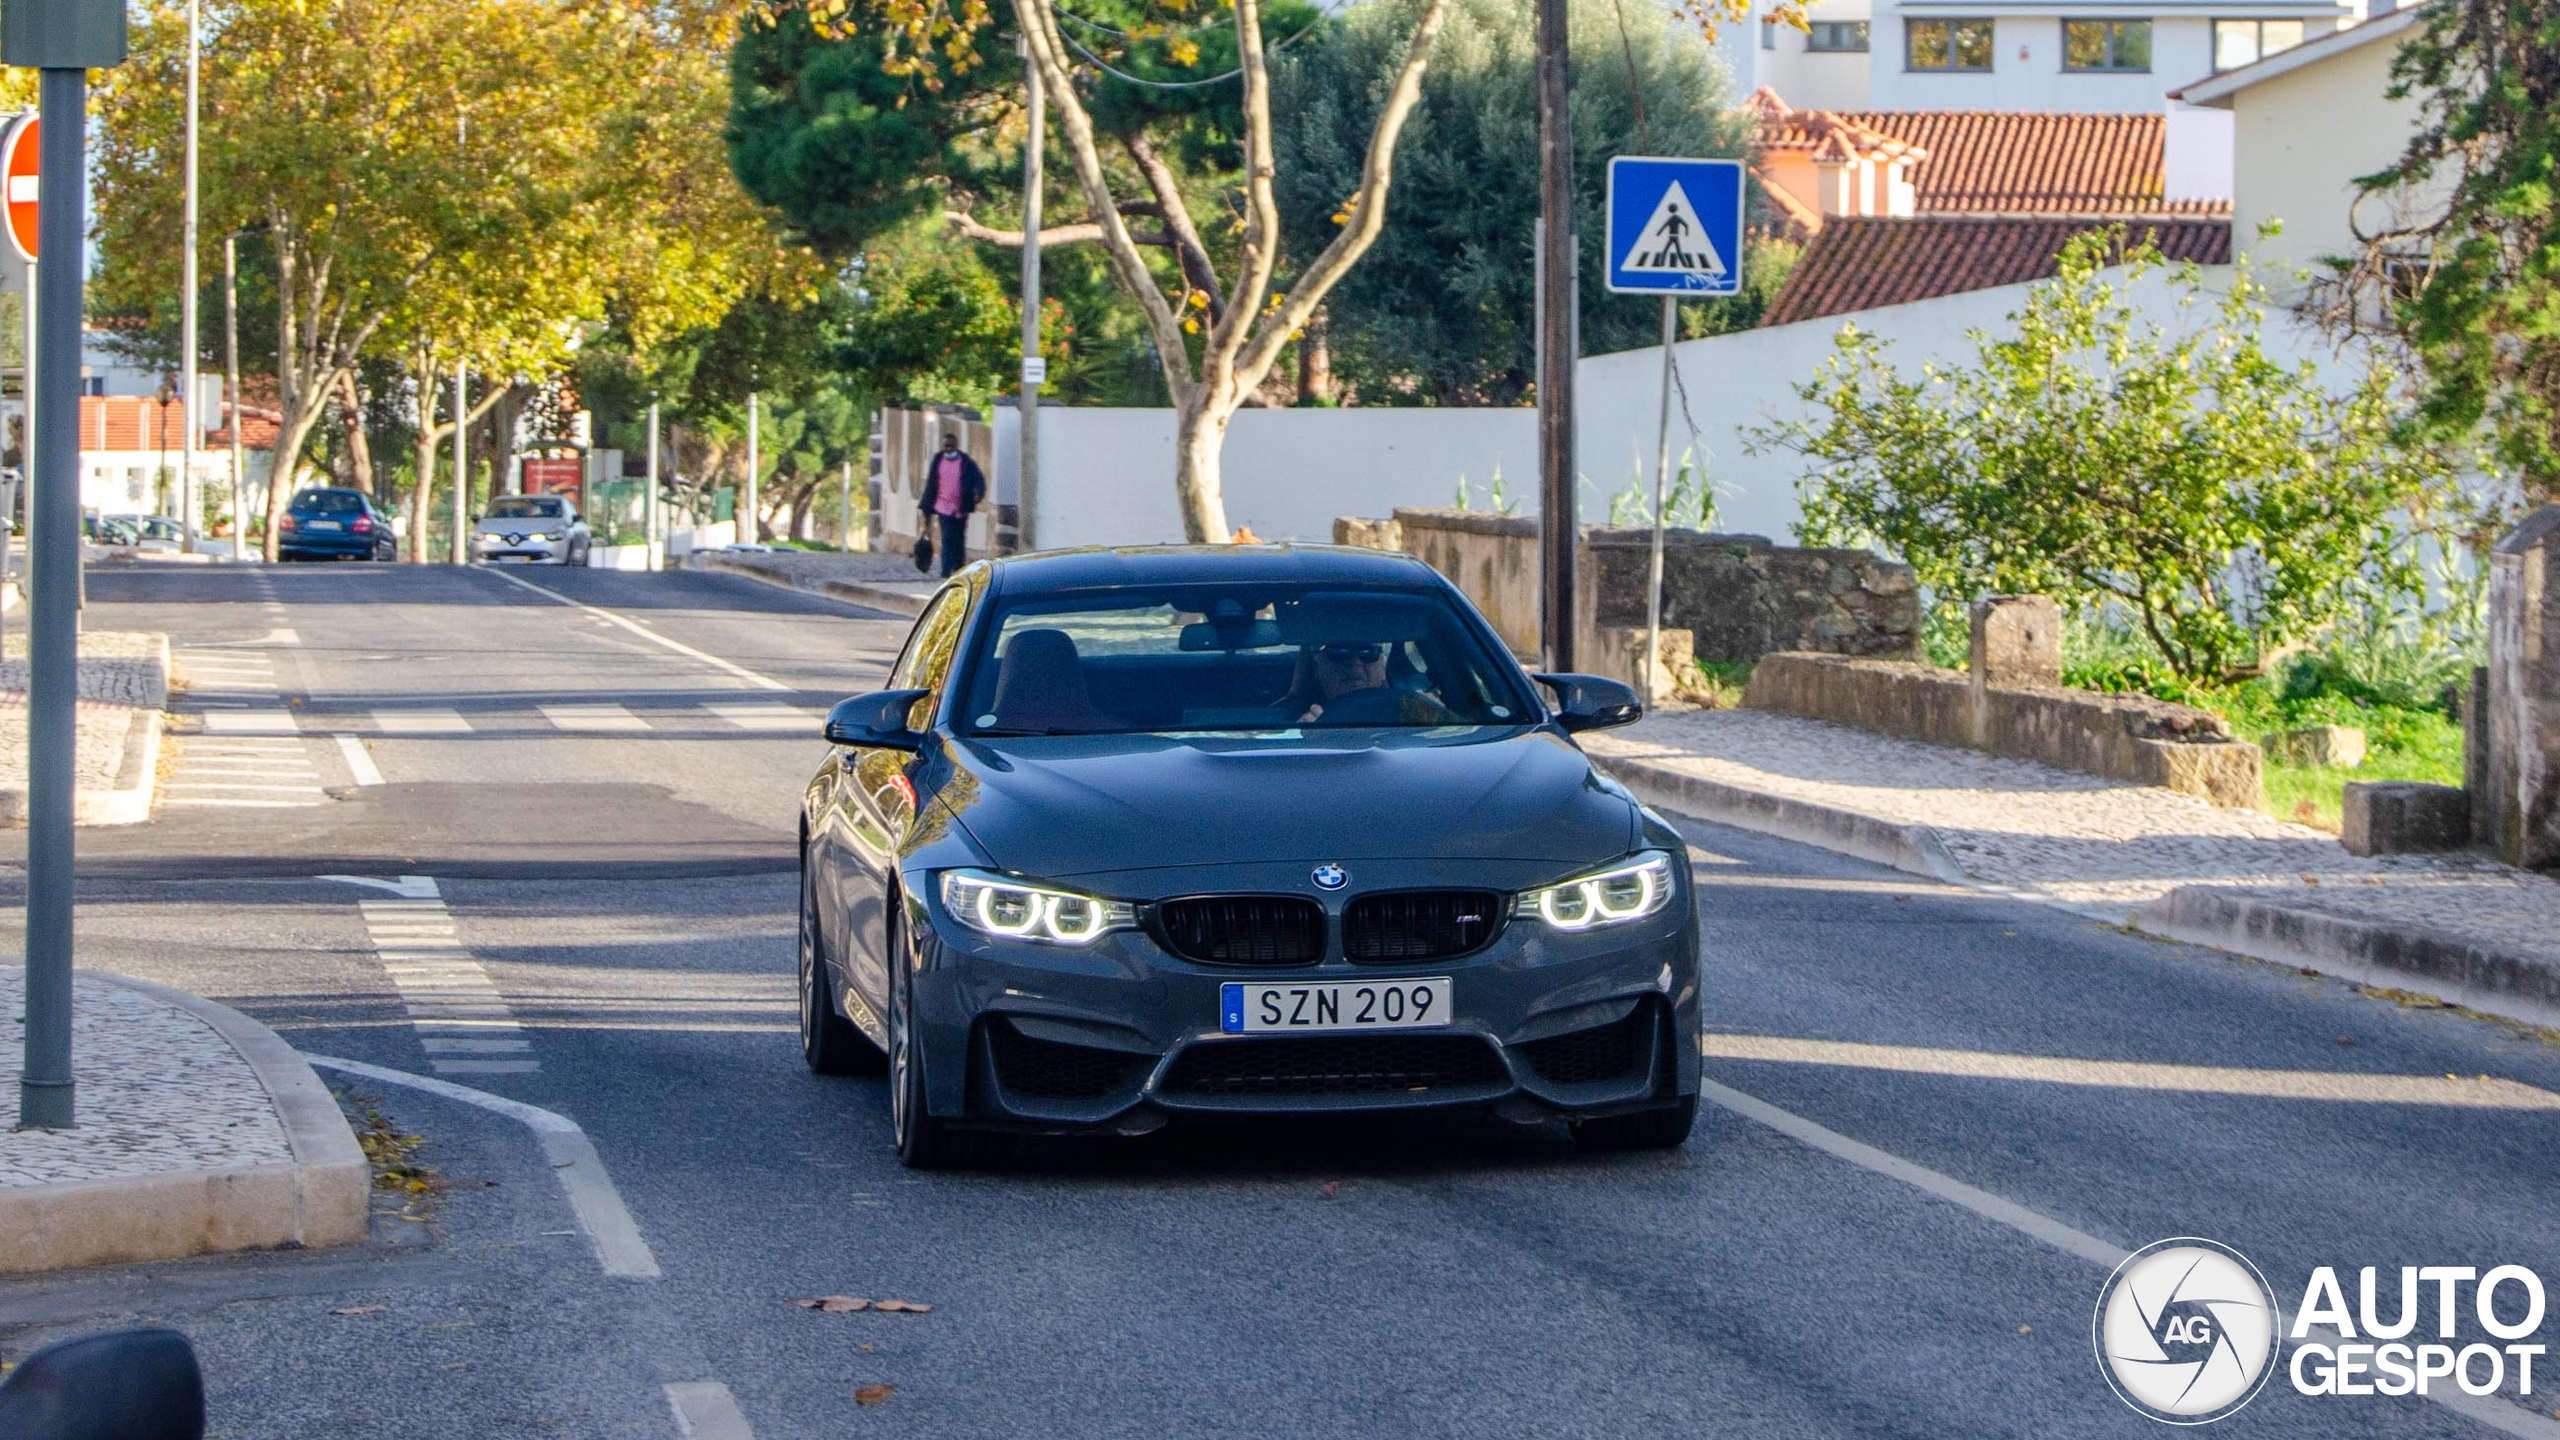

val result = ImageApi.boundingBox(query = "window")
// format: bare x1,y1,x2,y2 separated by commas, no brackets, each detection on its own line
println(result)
2212,18,2304,70
79,376,104,397
1907,18,1995,70
2064,19,2152,71
1760,17,1776,48
1807,20,1870,51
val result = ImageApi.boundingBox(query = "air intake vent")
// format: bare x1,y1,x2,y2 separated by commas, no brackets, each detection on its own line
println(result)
1156,896,1325,965
1344,890,1504,962
1161,1034,1507,1096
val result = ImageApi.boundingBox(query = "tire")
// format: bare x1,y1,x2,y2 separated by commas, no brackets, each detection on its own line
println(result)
887,914,1007,1170
799,848,879,1076
1571,1094,1698,1152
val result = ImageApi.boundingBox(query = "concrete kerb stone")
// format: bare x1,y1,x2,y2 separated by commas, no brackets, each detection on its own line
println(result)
690,551,930,619
0,973,368,1276
0,633,170,828
1597,749,2560,1035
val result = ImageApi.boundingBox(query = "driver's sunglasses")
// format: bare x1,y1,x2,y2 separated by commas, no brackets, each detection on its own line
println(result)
1317,643,1384,663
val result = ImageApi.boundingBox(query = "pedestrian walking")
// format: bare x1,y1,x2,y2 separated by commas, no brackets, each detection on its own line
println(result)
920,433,986,579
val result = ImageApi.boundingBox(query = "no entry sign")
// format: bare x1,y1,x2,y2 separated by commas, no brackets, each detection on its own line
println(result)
0,114,35,264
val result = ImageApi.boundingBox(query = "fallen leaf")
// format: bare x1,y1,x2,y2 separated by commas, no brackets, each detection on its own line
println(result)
860,1343,875,1353
792,1296,870,1313
855,1385,895,1406
1893,895,1909,903
1320,1181,1338,1199
874,1299,932,1314
2018,1325,2033,1335
2334,1036,2355,1045
331,1305,387,1317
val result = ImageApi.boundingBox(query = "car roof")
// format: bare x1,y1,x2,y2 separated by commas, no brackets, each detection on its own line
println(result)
985,543,1436,597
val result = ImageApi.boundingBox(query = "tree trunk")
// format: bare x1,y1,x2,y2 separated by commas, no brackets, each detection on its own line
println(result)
1173,399,1235,544
338,370,375,493
1297,308,1333,405
408,353,441,564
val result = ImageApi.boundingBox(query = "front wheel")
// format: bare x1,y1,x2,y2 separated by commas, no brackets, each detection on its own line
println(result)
1571,1094,1698,1152
888,932,1006,1170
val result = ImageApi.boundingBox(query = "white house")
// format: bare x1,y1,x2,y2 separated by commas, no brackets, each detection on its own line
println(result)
77,394,274,527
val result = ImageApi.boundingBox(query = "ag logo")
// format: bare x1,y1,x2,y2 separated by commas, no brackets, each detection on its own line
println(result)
1310,864,1348,891
2094,1238,2279,1424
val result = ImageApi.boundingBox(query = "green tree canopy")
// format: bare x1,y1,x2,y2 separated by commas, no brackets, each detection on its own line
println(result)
1754,233,2477,681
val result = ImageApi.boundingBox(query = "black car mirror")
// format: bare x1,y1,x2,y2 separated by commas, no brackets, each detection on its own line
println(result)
824,688,931,751
1532,673,1644,733
0,1327,206,1439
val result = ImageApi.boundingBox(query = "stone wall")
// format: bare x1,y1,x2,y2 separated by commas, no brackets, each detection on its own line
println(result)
2477,504,2560,868
1742,597,2263,808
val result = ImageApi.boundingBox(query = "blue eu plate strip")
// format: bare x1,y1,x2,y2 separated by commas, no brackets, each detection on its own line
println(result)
1220,983,1245,1034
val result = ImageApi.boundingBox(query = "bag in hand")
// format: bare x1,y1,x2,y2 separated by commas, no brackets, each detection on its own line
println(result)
912,534,934,572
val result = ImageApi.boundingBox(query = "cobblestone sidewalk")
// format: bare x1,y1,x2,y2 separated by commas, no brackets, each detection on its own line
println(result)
0,631,169,802
1585,707,2560,975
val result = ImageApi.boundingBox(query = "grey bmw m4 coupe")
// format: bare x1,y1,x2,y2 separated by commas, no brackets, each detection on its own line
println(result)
798,544,1702,1167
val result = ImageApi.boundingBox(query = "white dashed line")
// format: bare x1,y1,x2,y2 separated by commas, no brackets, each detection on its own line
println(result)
538,702,649,732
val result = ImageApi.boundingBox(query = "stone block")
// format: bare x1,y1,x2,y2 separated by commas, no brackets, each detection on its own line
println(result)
1332,515,1402,552
2266,724,2368,770
1969,595,2062,689
2342,781,2473,856
2478,504,2560,868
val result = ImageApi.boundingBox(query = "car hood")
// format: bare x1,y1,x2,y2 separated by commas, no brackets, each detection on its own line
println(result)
937,727,1636,878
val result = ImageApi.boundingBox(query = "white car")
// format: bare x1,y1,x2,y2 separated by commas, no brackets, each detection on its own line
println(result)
472,495,592,566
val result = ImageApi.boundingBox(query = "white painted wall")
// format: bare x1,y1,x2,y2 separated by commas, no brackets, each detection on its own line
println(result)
993,407,1539,550
2163,101,2235,202
1710,0,1875,113
2222,23,2428,300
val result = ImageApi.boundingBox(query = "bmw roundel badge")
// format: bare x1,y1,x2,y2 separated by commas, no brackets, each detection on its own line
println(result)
1311,863,1348,890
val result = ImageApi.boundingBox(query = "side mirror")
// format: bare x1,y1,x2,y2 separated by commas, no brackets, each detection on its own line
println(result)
824,688,931,751
0,1327,206,1439
1533,673,1644,734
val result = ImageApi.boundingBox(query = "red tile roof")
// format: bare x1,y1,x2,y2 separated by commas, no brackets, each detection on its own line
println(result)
1835,111,2230,218
79,395,277,452
1762,215,2234,327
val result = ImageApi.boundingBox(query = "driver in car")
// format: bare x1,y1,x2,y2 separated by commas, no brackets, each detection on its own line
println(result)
1292,642,1451,725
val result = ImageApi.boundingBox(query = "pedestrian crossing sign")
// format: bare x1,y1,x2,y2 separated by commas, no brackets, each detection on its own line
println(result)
1605,156,1746,296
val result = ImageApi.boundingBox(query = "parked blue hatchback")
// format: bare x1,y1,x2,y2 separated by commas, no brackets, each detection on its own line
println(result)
278,487,397,561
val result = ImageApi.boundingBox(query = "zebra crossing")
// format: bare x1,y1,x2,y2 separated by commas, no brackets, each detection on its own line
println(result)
349,697,819,737
167,645,329,810
357,885,538,1076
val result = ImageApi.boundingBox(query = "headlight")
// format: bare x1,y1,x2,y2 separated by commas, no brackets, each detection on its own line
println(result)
940,869,1134,946
1514,852,1676,932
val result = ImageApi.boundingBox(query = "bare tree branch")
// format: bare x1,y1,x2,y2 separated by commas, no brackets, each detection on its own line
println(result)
1124,135,1224,318
942,210,1172,248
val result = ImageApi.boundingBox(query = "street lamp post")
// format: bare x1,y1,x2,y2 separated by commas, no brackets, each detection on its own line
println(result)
644,398,661,572
179,0,199,552
448,363,467,564
225,230,244,555
743,387,758,546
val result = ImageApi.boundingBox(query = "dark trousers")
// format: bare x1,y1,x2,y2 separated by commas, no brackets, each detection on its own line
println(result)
936,512,968,578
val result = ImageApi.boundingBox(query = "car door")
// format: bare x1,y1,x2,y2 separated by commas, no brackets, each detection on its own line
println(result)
827,581,974,1016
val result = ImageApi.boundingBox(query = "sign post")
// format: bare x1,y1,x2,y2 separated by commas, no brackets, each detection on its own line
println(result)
7,0,129,1132
1604,156,1744,704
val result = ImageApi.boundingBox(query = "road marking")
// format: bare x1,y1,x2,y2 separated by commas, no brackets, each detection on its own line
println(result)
304,1055,661,1280
1703,1035,2560,1110
538,702,649,732
164,797,323,809
371,707,472,734
707,701,817,734
665,1381,757,1440
315,878,544,1079
319,874,440,898
475,566,792,692
1701,1077,2560,1439
165,782,324,794
336,735,385,786
201,708,299,735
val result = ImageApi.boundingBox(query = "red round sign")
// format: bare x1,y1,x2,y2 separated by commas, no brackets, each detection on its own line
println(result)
0,115,36,265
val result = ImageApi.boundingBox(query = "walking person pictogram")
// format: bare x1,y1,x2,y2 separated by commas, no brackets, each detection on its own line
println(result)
1651,203,1693,270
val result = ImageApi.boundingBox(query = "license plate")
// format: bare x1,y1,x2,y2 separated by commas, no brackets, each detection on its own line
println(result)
1220,978,1450,1034
305,519,340,530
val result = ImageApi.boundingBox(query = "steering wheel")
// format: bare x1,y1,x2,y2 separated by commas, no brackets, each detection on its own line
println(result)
1311,686,1412,725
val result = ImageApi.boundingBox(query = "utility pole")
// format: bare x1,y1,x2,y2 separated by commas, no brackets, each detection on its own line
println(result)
224,231,244,555
840,459,853,552
10,0,126,1130
1017,39,1043,554
644,399,661,572
448,364,467,564
1533,0,1577,673
179,0,198,551
743,388,758,546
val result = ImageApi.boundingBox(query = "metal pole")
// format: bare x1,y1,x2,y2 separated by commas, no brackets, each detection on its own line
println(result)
179,0,198,552
224,232,243,558
644,399,661,572
743,389,758,546
22,66,86,1130
840,459,853,552
448,363,466,564
21,250,33,601
1018,40,1043,554
1645,296,1675,706
1533,0,1576,674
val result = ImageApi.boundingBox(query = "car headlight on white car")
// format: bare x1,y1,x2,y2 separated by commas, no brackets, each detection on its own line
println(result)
941,869,1134,946
1514,851,1676,932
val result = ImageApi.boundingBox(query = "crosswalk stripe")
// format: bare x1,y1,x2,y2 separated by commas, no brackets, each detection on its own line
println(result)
371,708,472,734
167,782,325,793
201,708,299,735
163,798,326,808
708,702,819,733
538,703,649,732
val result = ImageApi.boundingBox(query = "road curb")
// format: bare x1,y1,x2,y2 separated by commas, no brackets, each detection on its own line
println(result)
1596,751,1966,884
0,973,369,1276
1599,748,2560,1033
0,633,169,829
690,552,930,618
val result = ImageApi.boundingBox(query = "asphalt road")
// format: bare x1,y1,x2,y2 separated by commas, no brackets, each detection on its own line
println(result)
4,559,2557,1439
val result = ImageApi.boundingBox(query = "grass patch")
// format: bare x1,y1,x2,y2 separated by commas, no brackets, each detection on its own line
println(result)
1689,658,1755,709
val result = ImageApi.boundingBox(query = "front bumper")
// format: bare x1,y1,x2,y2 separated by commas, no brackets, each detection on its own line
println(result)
473,535,569,564
903,865,1701,1134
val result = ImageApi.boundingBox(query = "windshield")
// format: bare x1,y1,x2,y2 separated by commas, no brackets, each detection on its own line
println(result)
954,583,1534,736
486,497,566,519
291,490,365,514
